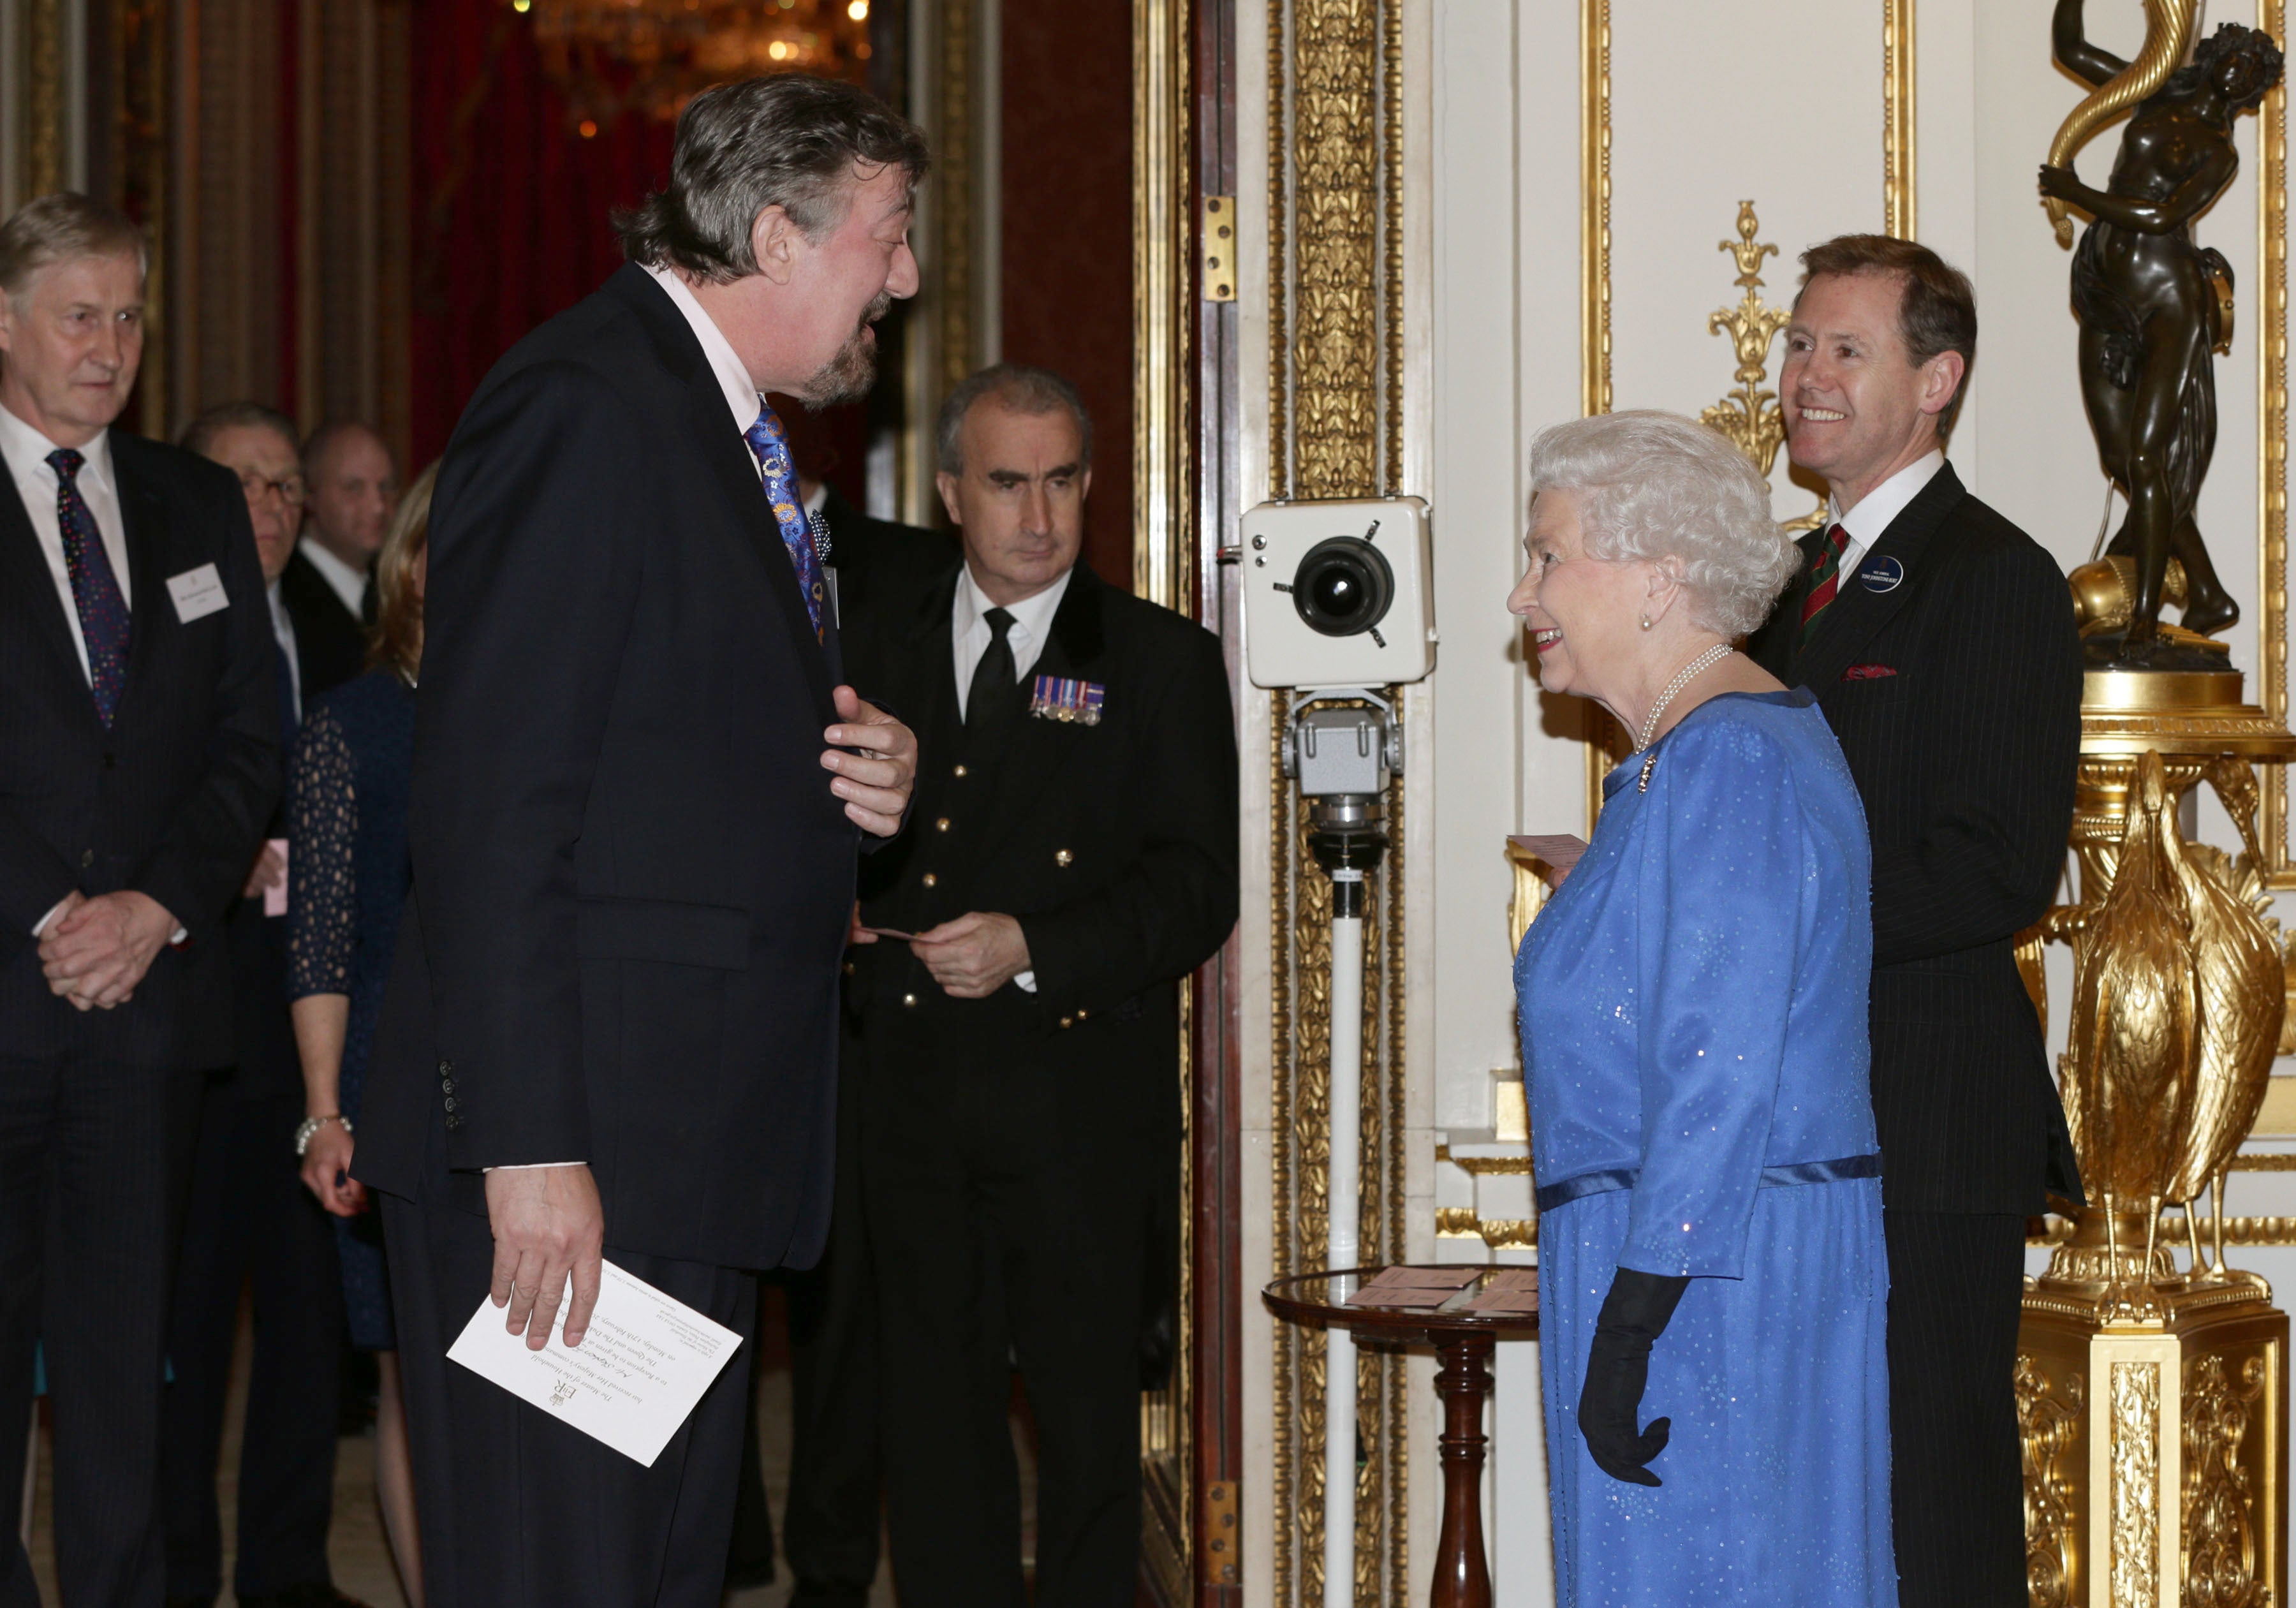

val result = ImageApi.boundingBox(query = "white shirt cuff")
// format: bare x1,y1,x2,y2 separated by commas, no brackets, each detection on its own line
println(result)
31,899,67,940
1014,971,1037,993
482,1162,585,1171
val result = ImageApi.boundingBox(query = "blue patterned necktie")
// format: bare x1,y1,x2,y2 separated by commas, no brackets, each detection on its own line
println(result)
740,402,827,642
49,448,131,725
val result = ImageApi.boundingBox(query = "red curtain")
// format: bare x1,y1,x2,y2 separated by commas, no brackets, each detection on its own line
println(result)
408,0,677,469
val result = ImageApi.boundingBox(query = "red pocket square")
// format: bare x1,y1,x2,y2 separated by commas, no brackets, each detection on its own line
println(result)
1841,663,1897,680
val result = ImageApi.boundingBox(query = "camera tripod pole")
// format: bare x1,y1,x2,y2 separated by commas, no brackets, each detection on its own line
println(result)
1313,801,1387,1608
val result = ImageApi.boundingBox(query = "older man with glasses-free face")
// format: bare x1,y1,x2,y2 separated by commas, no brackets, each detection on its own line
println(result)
350,75,924,1607
0,195,280,1608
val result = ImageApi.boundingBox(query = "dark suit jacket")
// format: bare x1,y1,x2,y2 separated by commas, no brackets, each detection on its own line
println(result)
843,556,1238,1134
1747,461,2084,1214
279,547,369,698
0,431,282,1072
358,263,862,1273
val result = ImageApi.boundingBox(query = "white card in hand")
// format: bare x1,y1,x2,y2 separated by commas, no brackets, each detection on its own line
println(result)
445,1259,744,1467
166,563,228,623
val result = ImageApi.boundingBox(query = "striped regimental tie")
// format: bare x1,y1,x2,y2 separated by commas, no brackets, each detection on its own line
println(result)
1797,522,1853,653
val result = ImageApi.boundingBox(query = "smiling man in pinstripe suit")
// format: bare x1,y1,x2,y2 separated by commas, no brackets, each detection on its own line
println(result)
1748,234,2086,1608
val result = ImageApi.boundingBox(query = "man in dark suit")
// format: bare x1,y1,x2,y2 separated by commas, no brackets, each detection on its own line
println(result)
0,194,281,1608
279,422,396,698
159,404,360,1608
844,364,1237,1608
1746,233,2084,1608
758,472,948,1608
354,74,924,1608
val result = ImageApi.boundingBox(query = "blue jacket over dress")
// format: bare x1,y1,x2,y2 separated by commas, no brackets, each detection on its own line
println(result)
1517,688,1896,1605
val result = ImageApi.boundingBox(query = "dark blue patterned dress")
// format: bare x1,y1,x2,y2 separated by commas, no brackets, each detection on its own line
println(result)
288,668,416,1352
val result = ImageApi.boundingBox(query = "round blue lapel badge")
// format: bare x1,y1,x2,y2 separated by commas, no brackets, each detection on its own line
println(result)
1857,554,1905,594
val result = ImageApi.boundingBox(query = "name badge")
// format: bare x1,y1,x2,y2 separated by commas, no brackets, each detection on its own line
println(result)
1029,675,1105,726
1857,555,1905,594
166,563,228,623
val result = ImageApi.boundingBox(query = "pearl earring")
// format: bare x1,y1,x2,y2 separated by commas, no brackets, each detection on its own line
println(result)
1639,614,1651,630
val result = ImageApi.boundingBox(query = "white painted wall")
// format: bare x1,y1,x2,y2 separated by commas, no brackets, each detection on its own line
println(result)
1246,2,2296,1604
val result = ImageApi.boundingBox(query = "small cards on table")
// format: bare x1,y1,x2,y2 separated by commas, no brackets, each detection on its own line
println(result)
1344,1266,1480,1310
1340,1265,1539,1315
446,1260,744,1467
1461,1268,1540,1314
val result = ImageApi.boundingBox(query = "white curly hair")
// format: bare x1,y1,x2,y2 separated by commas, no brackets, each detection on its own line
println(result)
1524,410,1801,638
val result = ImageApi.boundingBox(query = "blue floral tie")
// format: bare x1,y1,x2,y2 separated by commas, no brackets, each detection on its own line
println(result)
741,403,827,642
49,448,131,725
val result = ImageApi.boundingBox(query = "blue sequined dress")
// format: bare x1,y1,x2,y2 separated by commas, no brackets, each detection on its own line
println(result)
1517,689,1895,1606
288,669,416,1352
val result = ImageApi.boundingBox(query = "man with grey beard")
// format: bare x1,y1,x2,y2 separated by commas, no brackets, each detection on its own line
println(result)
352,75,924,1607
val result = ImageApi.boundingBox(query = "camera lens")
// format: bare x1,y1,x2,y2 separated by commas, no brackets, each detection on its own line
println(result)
1291,536,1395,638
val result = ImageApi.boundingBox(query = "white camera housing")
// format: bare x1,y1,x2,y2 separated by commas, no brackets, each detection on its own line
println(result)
1239,496,1436,690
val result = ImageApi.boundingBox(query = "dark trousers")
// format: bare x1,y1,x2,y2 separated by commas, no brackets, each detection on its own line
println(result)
783,1057,881,1605
159,1080,345,1599
382,1190,756,1608
863,1041,1158,1608
1883,1208,2029,1608
0,1040,202,1608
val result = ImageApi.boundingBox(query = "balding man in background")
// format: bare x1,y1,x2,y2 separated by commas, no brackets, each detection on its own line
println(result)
282,422,397,697
0,194,278,1608
158,406,361,1608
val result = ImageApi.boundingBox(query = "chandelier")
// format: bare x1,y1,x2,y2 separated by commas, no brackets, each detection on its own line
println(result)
518,0,873,131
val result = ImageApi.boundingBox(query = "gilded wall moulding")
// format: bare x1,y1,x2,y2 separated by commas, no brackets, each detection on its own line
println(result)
2258,0,2296,885
1265,0,1411,1595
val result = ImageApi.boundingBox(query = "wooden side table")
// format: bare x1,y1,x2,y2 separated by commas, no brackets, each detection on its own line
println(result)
1262,1266,1539,1608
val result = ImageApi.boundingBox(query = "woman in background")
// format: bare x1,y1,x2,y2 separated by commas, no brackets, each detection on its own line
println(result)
1509,411,1894,1604
289,463,437,1605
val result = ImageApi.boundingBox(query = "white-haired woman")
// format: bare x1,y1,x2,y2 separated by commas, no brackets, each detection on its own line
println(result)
1510,411,1894,1604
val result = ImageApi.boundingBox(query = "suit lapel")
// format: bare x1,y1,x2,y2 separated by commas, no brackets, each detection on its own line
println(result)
610,265,838,719
971,568,1106,866
0,471,87,690
1791,462,1966,693
115,454,172,702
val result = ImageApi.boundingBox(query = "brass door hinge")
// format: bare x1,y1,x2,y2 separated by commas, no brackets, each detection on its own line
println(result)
1201,196,1237,302
1202,1478,1241,1585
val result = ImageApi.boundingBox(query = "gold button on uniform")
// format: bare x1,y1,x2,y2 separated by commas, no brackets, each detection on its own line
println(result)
902,993,918,1008
1059,1016,1073,1029
1076,1008,1088,1021
935,818,951,832
922,872,938,887
1054,850,1073,867
953,764,968,778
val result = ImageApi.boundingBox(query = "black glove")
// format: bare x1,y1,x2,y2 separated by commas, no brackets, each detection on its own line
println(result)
1577,1267,1691,1486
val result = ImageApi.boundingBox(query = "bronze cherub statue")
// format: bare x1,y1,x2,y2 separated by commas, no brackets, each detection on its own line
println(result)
2042,1,2284,667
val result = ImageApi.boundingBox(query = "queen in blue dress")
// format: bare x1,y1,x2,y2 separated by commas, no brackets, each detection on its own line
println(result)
1509,411,1895,1605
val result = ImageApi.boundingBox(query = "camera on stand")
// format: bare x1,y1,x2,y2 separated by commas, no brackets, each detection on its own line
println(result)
1239,496,1436,691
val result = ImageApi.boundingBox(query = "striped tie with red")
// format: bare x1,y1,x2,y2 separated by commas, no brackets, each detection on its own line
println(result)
1797,523,1853,651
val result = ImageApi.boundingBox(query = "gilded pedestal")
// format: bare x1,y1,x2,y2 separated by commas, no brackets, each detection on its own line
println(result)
2020,666,2294,1608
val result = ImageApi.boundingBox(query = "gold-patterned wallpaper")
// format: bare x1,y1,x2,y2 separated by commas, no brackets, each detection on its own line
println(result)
1265,0,1411,1601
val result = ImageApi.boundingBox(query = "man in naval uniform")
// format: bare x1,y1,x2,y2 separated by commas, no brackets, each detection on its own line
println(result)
841,363,1236,1608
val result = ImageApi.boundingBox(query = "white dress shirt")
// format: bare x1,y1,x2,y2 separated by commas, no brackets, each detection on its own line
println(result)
952,563,1073,721
950,563,1072,996
644,265,763,447
268,579,303,724
1827,448,1945,579
295,535,371,621
0,401,133,684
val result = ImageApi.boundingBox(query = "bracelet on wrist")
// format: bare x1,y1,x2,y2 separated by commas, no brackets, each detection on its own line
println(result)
294,1113,352,1158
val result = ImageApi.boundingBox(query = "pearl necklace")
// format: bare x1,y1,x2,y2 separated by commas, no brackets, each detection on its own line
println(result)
1635,642,1735,792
